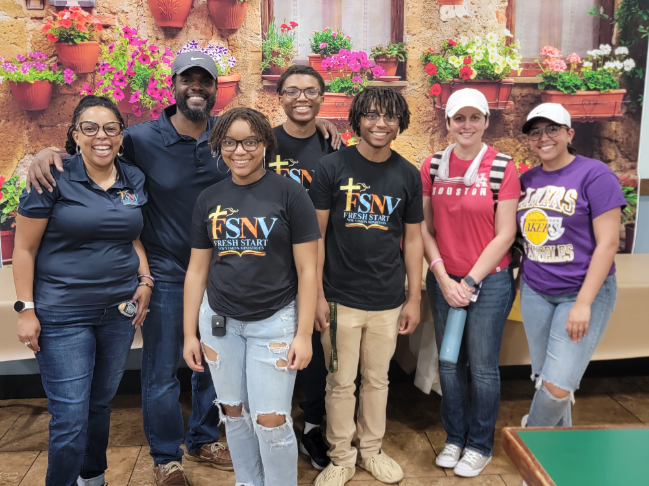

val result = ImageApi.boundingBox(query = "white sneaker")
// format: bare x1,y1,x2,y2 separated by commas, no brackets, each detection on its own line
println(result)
314,463,355,486
521,414,529,428
435,443,462,468
453,449,492,477
357,451,403,484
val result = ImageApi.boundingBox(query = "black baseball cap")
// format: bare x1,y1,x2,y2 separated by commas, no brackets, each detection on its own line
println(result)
171,51,219,80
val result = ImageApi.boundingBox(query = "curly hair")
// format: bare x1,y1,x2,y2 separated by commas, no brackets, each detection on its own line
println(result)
65,95,125,155
208,107,277,166
348,87,410,136
276,65,326,96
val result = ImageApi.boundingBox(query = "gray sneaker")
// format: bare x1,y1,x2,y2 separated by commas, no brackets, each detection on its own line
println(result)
435,443,462,468
453,449,492,477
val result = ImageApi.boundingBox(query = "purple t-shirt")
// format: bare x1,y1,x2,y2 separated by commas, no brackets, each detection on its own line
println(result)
517,155,626,295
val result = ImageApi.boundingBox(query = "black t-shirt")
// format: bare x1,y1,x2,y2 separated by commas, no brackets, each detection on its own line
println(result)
271,125,335,191
309,146,424,311
191,171,321,321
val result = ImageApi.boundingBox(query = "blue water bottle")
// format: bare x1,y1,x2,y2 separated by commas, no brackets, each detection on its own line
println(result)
439,307,467,364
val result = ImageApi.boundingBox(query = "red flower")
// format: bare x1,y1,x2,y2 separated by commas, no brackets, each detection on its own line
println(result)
429,84,442,97
281,23,290,32
463,56,471,64
459,65,473,80
41,21,52,33
47,33,58,43
289,21,298,28
446,39,457,47
425,63,437,76
76,22,88,33
55,18,72,28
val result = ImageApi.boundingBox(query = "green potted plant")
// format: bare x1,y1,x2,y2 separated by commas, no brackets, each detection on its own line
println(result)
0,174,26,265
319,50,385,118
370,42,407,77
309,28,353,78
146,0,193,28
537,44,634,119
42,7,103,74
420,29,521,110
261,19,298,75
0,52,75,111
207,0,248,30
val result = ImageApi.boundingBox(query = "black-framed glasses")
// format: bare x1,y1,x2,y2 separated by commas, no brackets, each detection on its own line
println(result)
77,121,123,137
221,138,261,152
362,112,400,126
527,124,566,141
282,87,322,100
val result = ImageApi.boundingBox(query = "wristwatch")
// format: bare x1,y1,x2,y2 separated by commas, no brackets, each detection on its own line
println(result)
14,301,35,313
463,275,478,289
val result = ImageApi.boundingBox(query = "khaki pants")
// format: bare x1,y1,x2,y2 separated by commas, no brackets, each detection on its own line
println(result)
321,303,403,467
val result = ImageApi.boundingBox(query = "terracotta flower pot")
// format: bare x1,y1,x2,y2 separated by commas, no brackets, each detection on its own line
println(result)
211,74,241,114
116,86,134,114
540,89,626,120
308,54,349,80
9,80,53,111
207,0,248,30
147,0,193,28
373,55,399,77
319,92,353,119
434,79,514,110
268,64,288,75
55,41,100,73
1,229,15,265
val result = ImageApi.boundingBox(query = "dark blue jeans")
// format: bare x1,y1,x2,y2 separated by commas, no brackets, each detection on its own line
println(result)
427,267,515,456
141,281,220,465
35,306,136,486
297,330,327,426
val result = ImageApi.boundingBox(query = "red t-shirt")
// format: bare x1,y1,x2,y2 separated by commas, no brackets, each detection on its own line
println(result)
420,146,521,276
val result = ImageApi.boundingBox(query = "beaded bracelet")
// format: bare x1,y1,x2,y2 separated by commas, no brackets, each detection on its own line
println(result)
139,274,155,284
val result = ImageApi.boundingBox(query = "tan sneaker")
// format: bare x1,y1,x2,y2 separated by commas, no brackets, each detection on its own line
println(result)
153,461,189,486
314,463,356,486
185,441,234,471
357,451,403,484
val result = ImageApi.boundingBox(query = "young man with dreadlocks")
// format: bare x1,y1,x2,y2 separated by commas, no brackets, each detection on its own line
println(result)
309,87,424,486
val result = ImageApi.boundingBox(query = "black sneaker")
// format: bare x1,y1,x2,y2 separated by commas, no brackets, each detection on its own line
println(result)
299,427,331,470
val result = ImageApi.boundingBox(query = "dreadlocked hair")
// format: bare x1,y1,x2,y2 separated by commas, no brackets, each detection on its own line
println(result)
65,95,125,155
348,87,410,136
208,107,277,166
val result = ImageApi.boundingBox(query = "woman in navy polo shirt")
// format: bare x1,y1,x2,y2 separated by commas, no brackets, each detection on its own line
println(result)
13,96,151,486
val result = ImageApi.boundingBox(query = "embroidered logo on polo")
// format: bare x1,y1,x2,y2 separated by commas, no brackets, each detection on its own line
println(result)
340,178,401,231
209,205,277,257
518,186,577,263
118,191,139,205
269,155,314,189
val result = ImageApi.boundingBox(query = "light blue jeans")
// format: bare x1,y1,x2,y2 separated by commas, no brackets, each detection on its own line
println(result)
199,294,298,486
520,275,617,427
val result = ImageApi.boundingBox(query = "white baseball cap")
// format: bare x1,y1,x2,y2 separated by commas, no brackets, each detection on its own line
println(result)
445,88,490,118
522,103,571,133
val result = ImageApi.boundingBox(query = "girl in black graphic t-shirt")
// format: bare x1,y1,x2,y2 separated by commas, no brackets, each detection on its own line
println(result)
183,108,321,486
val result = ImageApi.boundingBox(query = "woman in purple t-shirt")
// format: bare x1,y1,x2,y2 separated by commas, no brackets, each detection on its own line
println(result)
517,103,626,428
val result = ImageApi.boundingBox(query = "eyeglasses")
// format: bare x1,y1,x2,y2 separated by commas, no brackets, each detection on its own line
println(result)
221,138,261,152
362,112,400,126
77,121,123,137
282,87,322,100
527,124,566,141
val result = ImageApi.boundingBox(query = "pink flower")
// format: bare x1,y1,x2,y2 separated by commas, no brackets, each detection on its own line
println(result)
102,85,113,94
132,104,142,117
51,62,58,71
331,31,338,37
112,71,127,87
348,60,360,72
566,53,581,64
79,83,93,95
148,45,159,53
108,43,114,53
99,61,111,75
540,45,562,59
16,54,25,62
138,53,151,65
352,76,363,83
546,58,567,72
113,88,125,101
319,42,327,49
129,89,141,103
20,62,31,74
150,106,162,119
360,59,371,69
371,65,386,78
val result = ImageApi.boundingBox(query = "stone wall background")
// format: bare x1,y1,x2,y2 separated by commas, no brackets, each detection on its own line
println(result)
0,0,640,184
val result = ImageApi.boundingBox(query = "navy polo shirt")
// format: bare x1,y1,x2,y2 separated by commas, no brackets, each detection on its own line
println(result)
18,155,147,311
122,105,228,282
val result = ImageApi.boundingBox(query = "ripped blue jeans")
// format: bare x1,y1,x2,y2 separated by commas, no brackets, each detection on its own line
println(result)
198,294,298,486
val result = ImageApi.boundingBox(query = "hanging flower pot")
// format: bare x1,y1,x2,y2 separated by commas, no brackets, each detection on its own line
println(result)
319,92,353,119
207,0,248,30
115,86,134,114
0,230,15,265
539,89,626,120
372,55,399,77
147,0,193,28
55,41,100,73
433,79,514,110
211,74,241,114
9,80,54,111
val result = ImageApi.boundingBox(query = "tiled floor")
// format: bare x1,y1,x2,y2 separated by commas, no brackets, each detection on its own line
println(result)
1,375,648,485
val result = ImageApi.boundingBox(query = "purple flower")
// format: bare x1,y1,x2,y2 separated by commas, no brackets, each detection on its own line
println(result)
99,61,111,75
1,62,17,73
20,62,31,74
112,71,127,87
102,85,113,94
63,68,74,84
228,56,236,67
16,54,26,62
108,43,115,53
352,76,363,83
33,61,46,71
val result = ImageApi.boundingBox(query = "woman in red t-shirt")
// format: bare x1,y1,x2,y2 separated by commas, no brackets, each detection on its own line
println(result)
420,89,520,478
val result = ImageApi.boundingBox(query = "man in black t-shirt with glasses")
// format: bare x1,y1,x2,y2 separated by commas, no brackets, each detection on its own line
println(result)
272,65,337,471
310,87,424,486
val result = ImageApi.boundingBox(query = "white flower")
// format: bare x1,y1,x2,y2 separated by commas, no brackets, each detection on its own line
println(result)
467,45,476,54
497,57,507,68
494,65,503,74
474,36,483,46
474,51,484,61
449,55,463,68
486,32,498,44
510,59,520,70
615,46,629,56
623,58,636,71
586,50,595,57
582,61,593,68
504,28,513,37
489,52,499,64
470,69,477,79
599,44,612,55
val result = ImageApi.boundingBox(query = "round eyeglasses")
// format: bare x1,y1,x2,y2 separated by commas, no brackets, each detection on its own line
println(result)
527,124,566,141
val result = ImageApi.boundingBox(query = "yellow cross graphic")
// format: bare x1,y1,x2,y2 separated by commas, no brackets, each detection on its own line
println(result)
341,178,361,211
269,155,289,174
209,205,229,239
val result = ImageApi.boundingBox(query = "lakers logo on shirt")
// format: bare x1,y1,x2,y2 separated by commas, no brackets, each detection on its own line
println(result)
118,191,138,205
270,155,313,188
519,208,574,263
209,205,277,257
340,178,401,231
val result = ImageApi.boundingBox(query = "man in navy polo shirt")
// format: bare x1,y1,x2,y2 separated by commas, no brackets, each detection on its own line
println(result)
28,51,341,485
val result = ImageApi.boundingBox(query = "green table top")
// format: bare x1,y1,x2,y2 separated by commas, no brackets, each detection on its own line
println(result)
518,428,649,485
